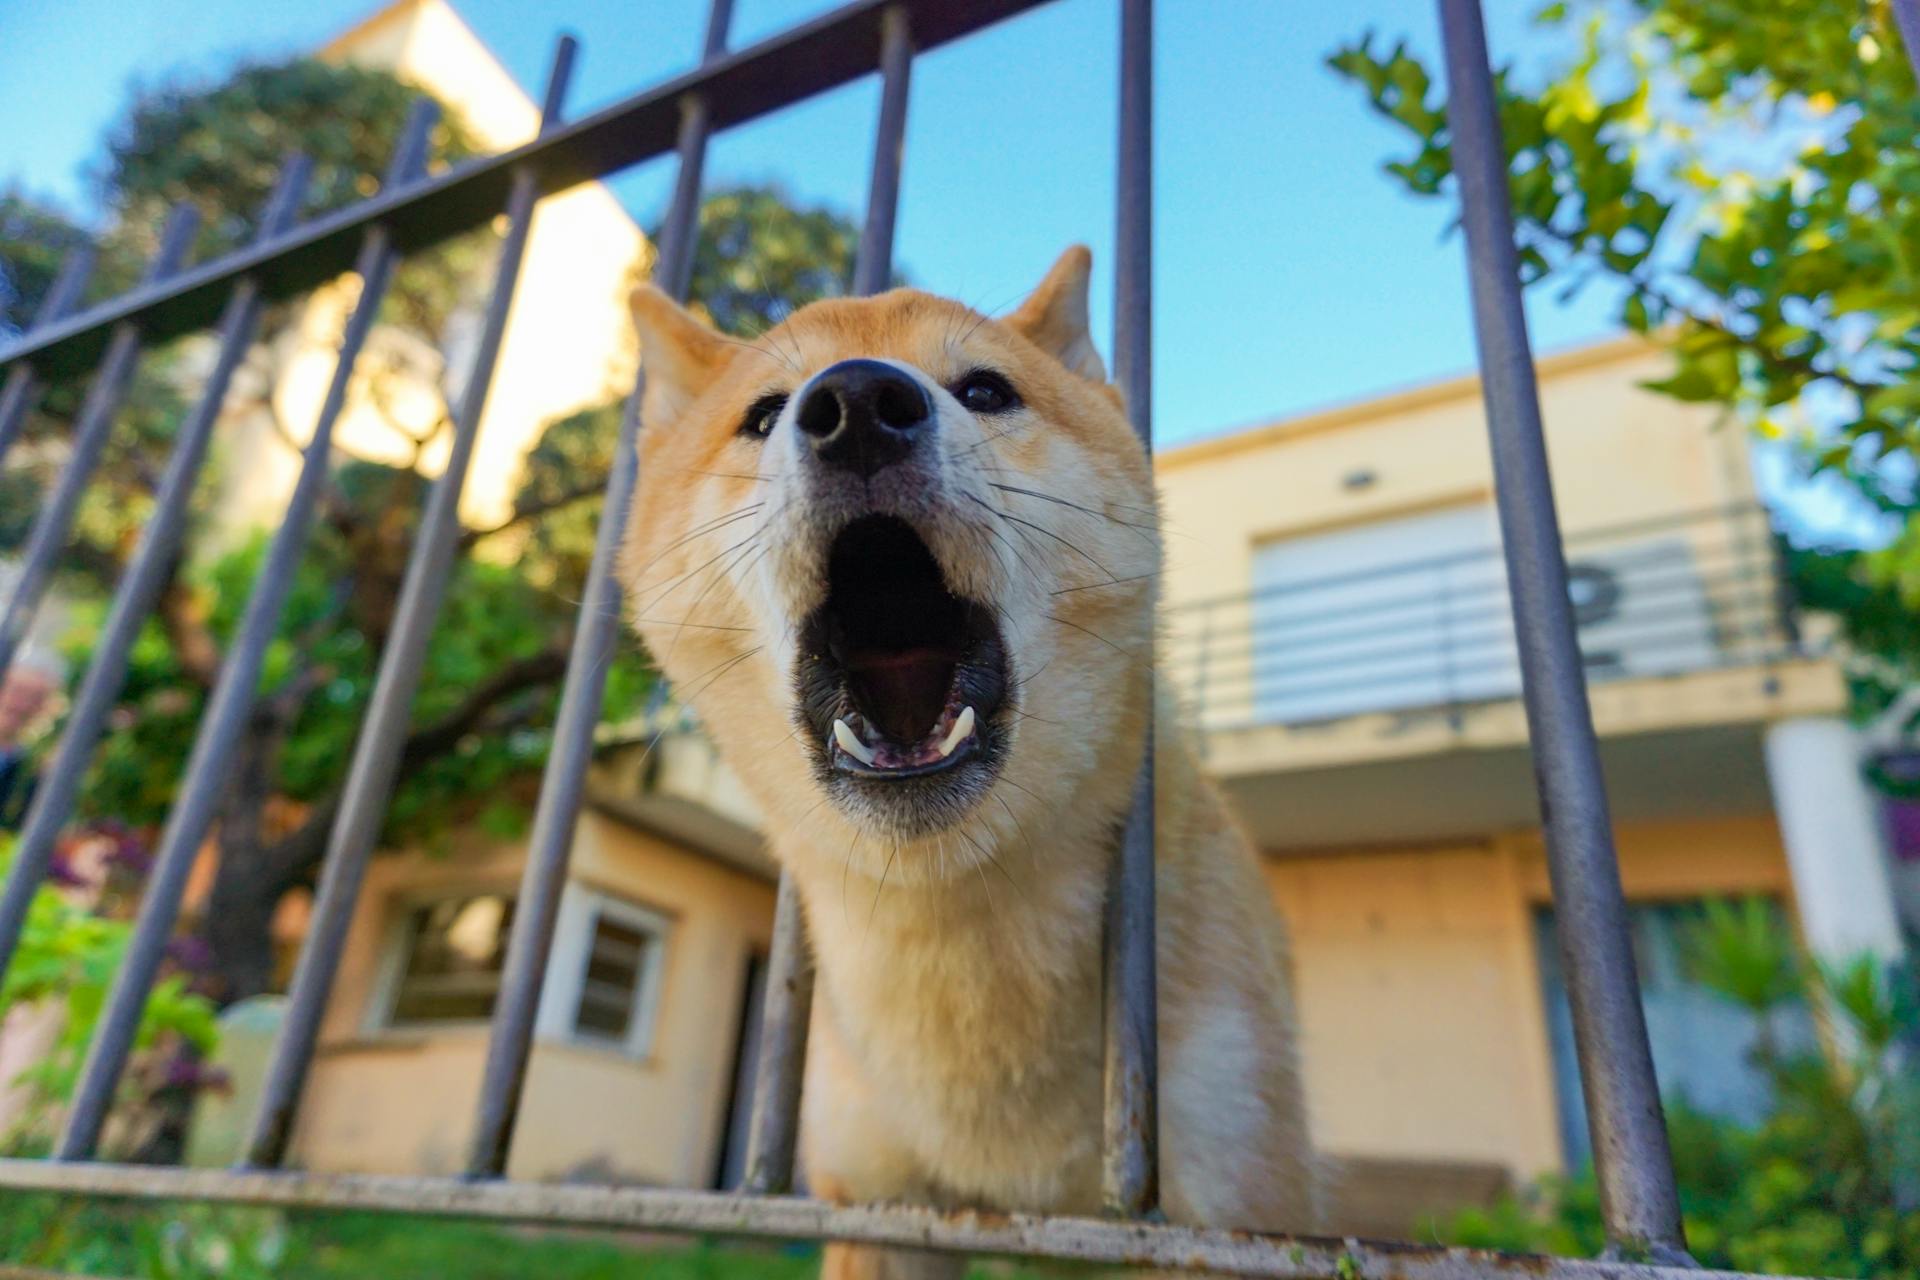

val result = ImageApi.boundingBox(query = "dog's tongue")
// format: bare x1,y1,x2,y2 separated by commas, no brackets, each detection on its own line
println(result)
847,648,954,745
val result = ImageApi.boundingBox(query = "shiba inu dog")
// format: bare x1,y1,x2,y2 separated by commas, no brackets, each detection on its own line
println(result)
620,247,1317,1278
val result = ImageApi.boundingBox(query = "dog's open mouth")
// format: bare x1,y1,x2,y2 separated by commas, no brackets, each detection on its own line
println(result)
797,515,1008,787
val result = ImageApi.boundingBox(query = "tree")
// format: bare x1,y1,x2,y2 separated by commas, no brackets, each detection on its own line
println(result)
1328,1,1920,597
2,48,865,1034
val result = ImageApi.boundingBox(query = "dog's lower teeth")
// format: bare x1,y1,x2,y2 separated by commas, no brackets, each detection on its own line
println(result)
935,706,976,759
833,718,878,767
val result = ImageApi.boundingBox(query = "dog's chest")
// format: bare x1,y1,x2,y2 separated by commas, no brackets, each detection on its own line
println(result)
811,883,1109,1209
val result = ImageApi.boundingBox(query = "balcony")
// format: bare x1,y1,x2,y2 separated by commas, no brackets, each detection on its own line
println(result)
1164,504,1845,850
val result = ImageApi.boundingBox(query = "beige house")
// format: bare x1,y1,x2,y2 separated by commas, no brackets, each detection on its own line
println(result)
184,0,1907,1233
1157,335,1902,1193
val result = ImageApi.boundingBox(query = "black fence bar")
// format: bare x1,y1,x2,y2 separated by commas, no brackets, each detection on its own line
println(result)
44,157,318,1161
1896,0,1920,77
0,246,95,468
465,1,735,1180
1102,0,1158,1219
0,206,200,679
0,1159,1790,1280
851,6,913,296
1436,0,1687,1260
741,872,814,1194
0,0,1052,385
0,102,432,1139
243,45,581,1170
737,13,916,1195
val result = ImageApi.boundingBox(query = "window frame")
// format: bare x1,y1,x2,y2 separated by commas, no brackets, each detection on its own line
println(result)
369,887,520,1035
534,883,672,1061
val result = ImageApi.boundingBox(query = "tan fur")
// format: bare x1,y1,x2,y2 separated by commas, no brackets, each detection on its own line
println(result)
620,248,1317,1275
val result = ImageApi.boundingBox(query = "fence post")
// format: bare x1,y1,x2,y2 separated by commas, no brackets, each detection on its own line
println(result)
1102,0,1159,1219
1435,0,1689,1260
465,4,734,1179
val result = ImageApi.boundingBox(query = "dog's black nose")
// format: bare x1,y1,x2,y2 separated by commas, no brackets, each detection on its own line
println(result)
796,359,932,477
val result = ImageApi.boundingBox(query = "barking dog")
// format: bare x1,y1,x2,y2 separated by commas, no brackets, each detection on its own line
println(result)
621,248,1317,1278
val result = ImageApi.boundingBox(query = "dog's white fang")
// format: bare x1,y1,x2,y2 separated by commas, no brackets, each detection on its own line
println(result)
935,706,976,759
833,718,879,766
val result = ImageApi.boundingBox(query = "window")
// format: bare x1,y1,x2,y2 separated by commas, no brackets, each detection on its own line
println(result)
573,911,654,1042
378,885,667,1056
388,893,516,1026
536,885,670,1058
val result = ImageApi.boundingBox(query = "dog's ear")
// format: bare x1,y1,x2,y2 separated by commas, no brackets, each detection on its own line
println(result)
629,285,730,425
1006,245,1106,383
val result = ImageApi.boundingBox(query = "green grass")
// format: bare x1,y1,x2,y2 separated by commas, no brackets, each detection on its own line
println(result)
0,1193,1095,1278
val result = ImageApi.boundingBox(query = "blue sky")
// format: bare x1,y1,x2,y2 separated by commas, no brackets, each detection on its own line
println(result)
0,0,1616,436
0,0,1880,541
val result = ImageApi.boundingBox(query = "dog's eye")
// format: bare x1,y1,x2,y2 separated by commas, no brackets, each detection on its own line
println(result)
739,392,788,439
952,369,1020,415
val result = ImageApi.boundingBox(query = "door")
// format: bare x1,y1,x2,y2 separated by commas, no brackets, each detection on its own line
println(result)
713,950,769,1190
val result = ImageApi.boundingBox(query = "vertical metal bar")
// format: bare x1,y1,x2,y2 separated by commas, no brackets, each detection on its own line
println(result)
1894,0,1920,76
0,246,97,469
0,207,200,678
1436,0,1687,1260
243,47,580,1172
851,6,913,297
740,10,915,1196
1102,0,1158,1219
0,102,430,1141
741,873,812,1194
46,158,317,1162
466,4,734,1181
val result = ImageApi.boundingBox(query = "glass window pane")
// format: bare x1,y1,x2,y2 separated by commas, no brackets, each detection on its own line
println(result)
573,912,653,1044
390,893,515,1026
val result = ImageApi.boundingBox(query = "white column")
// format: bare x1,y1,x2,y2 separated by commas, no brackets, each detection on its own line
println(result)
1763,716,1905,964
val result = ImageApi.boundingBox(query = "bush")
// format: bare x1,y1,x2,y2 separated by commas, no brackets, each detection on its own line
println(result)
0,833,220,1157
1437,899,1920,1278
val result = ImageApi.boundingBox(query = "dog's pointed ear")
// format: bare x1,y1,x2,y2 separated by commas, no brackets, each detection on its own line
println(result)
1006,245,1106,383
629,284,729,424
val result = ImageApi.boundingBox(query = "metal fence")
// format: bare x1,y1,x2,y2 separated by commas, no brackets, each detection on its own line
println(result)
1169,503,1802,735
0,0,1827,1275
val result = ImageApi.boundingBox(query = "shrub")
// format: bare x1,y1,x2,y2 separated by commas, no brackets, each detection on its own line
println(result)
1437,900,1920,1278
0,833,220,1156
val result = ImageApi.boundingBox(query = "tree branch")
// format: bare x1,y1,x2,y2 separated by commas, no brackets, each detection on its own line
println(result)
400,644,570,768
459,480,605,549
255,642,572,889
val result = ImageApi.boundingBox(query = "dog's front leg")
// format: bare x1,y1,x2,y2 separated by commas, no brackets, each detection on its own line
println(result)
819,1243,967,1280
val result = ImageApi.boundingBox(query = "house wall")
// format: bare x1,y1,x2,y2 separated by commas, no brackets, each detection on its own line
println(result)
1268,813,1795,1181
1157,338,1757,612
290,811,775,1186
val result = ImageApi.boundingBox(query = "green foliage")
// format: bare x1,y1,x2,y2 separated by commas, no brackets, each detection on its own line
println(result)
1790,540,1920,741
94,57,488,337
0,189,99,337
673,184,863,336
0,837,219,1157
1432,901,1920,1278
60,511,652,850
1329,1,1920,590
0,57,486,598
